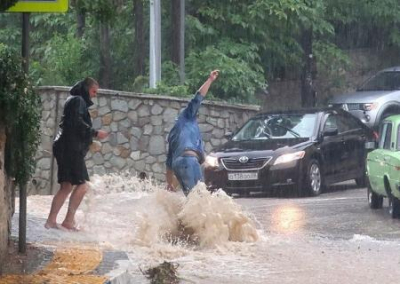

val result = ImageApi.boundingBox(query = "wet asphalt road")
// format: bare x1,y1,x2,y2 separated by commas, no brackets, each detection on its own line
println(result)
9,180,400,283
236,181,400,240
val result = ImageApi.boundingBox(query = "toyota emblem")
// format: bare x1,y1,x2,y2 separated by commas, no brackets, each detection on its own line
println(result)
238,156,249,163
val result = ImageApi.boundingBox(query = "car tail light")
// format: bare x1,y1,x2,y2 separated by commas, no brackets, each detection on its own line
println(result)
373,131,379,140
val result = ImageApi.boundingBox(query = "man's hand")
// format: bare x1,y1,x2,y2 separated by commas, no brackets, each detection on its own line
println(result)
97,130,108,139
198,69,219,97
166,168,176,192
166,184,176,192
209,70,219,82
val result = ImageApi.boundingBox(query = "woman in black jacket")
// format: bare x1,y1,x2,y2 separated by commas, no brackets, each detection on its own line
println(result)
45,77,108,231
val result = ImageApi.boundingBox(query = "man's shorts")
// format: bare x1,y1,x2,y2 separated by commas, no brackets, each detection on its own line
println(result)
172,156,203,195
54,147,89,186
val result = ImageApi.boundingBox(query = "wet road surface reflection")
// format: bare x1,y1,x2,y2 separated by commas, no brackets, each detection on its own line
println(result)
270,204,306,234
237,181,400,240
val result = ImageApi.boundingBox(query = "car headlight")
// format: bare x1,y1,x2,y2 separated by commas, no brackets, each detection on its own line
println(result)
362,102,379,111
274,151,305,165
205,155,219,168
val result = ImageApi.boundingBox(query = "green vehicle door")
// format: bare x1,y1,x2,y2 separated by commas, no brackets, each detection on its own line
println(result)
367,122,392,196
387,121,400,200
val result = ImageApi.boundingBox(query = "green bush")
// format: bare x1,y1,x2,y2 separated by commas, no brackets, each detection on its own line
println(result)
0,44,41,185
185,45,266,103
30,33,96,86
144,82,190,98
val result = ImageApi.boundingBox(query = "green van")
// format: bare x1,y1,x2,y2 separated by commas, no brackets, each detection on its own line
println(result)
367,115,400,218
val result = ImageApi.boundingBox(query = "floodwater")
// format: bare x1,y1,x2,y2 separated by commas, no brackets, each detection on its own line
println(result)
11,174,400,283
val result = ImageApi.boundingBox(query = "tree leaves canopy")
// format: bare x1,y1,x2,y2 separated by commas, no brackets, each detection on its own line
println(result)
1,0,399,103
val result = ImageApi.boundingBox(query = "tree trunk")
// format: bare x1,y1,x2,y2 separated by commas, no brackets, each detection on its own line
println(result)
76,10,86,38
171,0,180,65
300,27,316,108
99,23,112,88
133,0,145,77
72,0,85,38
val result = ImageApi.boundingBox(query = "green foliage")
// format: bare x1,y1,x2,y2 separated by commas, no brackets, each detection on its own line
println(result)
0,14,20,49
30,33,95,86
186,0,334,82
313,40,351,98
186,45,266,102
145,82,190,98
326,0,400,49
108,0,136,89
160,61,182,86
0,0,18,12
0,44,41,185
314,40,350,79
124,61,187,95
1,0,400,104
141,46,266,103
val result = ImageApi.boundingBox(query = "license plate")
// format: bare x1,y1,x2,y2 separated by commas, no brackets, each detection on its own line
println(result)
228,172,258,181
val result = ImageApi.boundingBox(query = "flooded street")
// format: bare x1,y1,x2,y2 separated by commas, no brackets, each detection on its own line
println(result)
11,175,400,284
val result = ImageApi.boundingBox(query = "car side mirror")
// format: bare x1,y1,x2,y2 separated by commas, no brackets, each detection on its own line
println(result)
365,141,376,150
224,131,234,139
323,127,338,137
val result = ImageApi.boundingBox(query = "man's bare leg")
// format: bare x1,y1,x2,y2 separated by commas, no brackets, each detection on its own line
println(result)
61,183,87,230
45,182,73,229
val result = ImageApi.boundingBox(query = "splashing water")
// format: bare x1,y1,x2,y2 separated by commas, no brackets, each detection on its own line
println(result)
133,188,186,246
178,183,259,247
133,182,259,248
13,173,264,283
77,173,260,250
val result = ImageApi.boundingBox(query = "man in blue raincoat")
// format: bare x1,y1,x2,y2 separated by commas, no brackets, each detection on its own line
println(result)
166,70,219,195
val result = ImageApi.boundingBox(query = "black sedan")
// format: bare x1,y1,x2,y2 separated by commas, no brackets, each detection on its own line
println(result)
204,108,376,197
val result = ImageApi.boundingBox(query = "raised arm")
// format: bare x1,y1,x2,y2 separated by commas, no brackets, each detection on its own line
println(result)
198,70,219,97
182,70,220,119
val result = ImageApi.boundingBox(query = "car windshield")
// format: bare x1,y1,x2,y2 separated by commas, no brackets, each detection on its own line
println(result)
359,71,400,91
232,113,317,141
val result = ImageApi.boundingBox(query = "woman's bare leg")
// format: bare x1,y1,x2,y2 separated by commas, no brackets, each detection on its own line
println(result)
45,182,73,229
61,183,87,230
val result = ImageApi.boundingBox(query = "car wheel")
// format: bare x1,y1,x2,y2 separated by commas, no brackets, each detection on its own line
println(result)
355,166,367,187
303,159,322,197
389,196,400,218
355,175,367,188
367,184,383,209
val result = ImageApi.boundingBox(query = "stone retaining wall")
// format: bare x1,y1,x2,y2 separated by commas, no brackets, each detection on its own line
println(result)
29,87,260,195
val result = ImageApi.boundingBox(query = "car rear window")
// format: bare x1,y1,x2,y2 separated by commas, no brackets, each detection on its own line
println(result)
360,71,400,91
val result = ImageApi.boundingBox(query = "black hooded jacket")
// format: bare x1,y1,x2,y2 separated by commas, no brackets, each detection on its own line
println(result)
53,80,97,157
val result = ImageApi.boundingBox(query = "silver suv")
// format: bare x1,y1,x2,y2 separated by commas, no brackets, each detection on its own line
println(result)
329,66,400,129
